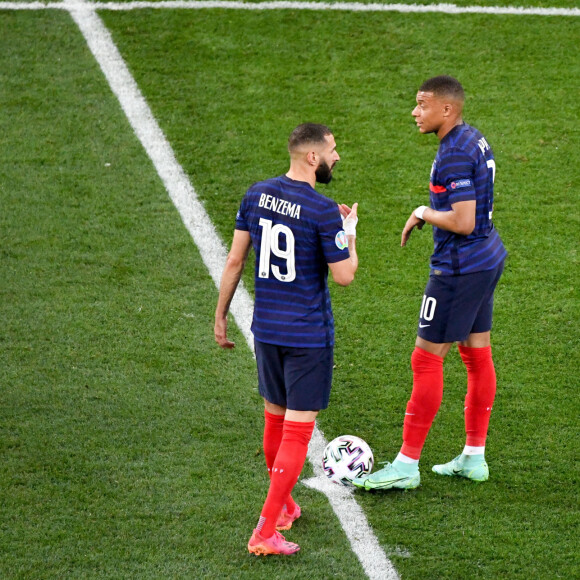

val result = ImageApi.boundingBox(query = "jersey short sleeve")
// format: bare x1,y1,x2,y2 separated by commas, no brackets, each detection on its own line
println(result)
318,201,350,264
438,149,477,205
235,198,250,231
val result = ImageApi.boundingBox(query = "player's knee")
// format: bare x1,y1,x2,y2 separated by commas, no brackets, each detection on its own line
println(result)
411,346,444,373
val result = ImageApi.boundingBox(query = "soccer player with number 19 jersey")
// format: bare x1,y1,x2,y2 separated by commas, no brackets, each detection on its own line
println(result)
354,76,507,492
215,124,359,555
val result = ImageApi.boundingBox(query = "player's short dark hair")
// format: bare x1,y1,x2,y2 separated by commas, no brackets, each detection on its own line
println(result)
288,123,332,152
420,76,465,101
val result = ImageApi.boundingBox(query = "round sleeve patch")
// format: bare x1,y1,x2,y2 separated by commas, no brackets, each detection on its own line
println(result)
335,230,348,250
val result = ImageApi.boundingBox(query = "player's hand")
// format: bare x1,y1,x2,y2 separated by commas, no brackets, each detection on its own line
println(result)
338,202,358,236
401,211,424,247
215,316,235,349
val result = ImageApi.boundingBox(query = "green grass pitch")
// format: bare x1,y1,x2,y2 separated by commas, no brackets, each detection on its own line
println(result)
0,2,578,578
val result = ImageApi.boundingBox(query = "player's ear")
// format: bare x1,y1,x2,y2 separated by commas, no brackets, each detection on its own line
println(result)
444,99,462,117
306,150,317,166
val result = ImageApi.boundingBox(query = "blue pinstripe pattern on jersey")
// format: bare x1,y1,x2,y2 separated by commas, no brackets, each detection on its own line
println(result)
235,175,348,347
428,124,507,275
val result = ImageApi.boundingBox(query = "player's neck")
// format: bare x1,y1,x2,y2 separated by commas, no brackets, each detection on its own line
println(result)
437,118,463,141
285,167,316,189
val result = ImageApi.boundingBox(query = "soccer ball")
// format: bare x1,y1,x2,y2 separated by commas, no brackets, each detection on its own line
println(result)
322,435,374,486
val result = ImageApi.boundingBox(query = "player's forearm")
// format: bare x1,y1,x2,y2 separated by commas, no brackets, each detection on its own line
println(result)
347,236,359,273
215,259,245,319
329,238,358,286
418,204,475,236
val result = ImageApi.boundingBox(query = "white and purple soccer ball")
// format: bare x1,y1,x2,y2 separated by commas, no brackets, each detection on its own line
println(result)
322,435,374,486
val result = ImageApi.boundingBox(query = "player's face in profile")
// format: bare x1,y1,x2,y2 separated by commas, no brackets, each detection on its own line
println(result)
412,91,446,134
315,135,340,184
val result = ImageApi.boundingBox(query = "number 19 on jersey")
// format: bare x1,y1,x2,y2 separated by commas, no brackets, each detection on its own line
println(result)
258,218,296,282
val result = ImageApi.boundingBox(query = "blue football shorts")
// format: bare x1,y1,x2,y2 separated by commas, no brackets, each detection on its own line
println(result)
417,262,504,343
254,339,334,411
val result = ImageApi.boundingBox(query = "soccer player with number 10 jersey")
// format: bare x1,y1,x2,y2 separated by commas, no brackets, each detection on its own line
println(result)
354,75,507,492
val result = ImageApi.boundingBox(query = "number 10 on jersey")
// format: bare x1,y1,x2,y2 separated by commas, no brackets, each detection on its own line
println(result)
258,218,296,282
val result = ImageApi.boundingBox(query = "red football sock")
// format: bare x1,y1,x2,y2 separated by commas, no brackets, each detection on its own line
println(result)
263,410,297,514
459,345,496,447
257,419,315,539
283,494,297,517
401,347,444,460
263,410,284,476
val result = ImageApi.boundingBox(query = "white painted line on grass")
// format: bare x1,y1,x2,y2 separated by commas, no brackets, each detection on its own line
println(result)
68,0,255,348
1,0,578,16
303,428,402,578
67,2,398,578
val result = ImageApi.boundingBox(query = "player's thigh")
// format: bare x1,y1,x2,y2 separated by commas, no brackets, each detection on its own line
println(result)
416,275,461,343
470,262,504,334
283,346,334,412
459,331,491,348
255,340,287,407
418,269,500,343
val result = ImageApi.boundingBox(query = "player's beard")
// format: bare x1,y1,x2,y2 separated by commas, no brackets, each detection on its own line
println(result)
315,160,333,184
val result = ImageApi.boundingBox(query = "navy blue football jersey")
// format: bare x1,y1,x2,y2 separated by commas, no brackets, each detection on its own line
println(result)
235,175,349,348
428,123,507,275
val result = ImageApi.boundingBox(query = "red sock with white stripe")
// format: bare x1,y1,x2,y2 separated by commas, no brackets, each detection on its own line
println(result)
459,345,496,450
256,419,315,539
400,347,444,460
263,410,297,515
